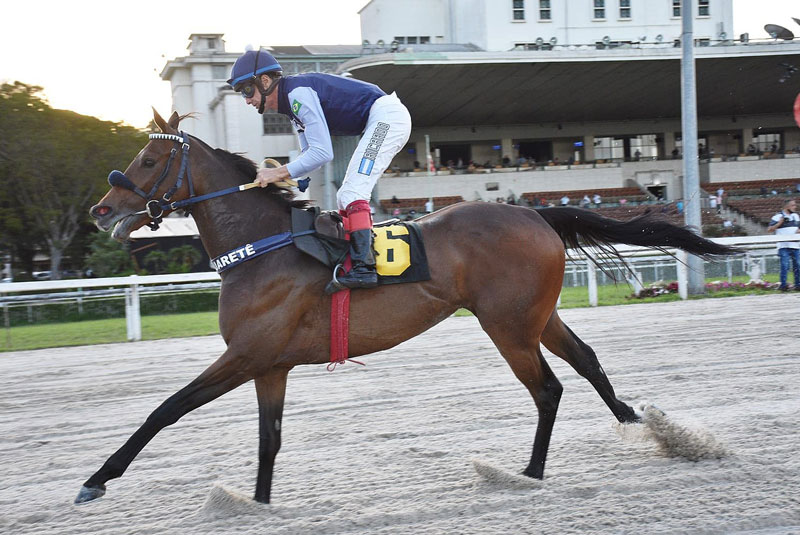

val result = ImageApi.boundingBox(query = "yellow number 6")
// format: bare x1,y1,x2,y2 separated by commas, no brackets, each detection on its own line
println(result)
374,225,411,276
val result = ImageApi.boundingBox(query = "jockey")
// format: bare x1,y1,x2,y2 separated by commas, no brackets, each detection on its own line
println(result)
228,49,412,290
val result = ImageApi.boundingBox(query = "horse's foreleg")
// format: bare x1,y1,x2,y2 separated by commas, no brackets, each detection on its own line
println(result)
75,349,251,504
541,311,638,423
253,367,290,504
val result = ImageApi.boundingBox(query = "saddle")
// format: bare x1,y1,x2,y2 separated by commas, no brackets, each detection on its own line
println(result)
291,207,430,286
290,207,349,269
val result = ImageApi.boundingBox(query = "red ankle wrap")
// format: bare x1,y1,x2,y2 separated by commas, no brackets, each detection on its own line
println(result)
346,200,372,231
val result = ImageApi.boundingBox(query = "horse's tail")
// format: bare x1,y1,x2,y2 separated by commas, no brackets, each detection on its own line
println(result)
534,206,739,275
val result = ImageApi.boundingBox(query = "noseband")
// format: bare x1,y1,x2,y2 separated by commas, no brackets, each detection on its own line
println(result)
107,132,195,230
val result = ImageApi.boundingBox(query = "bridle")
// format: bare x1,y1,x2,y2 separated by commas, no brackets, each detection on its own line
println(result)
106,132,309,231
107,132,195,230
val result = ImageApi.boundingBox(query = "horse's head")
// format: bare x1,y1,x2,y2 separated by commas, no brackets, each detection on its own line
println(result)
90,109,192,241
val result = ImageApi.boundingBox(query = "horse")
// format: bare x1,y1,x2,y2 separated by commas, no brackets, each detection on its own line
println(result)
78,110,737,505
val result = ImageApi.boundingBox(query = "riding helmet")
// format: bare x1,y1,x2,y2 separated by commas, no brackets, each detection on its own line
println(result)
227,49,282,90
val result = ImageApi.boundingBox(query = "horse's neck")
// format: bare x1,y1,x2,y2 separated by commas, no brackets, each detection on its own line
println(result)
189,170,292,259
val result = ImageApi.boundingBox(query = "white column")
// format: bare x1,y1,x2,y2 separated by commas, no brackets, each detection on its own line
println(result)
583,135,595,161
676,251,689,300
587,258,598,307
125,276,142,341
501,137,514,164
663,132,676,157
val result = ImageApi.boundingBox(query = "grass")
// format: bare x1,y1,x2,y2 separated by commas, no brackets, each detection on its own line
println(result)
1,274,786,351
1,312,220,352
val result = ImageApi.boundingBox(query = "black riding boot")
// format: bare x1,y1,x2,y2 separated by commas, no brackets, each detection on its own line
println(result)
336,229,378,289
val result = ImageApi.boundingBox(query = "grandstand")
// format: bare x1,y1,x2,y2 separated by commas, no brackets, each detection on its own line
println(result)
582,204,726,227
702,179,799,197
379,196,464,215
521,187,648,207
726,198,787,226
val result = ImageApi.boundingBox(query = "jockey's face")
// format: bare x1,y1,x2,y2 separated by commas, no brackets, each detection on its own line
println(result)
244,75,278,112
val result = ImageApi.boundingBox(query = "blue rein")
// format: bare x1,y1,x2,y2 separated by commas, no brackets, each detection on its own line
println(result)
107,133,309,231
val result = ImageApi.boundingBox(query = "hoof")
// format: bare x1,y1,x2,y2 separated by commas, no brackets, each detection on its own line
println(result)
74,484,106,504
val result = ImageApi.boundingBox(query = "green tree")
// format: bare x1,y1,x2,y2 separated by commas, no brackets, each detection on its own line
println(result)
0,82,148,279
167,245,202,273
143,250,169,275
84,232,134,277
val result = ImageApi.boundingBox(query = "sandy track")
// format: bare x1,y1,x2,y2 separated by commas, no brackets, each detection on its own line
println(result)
1,294,798,534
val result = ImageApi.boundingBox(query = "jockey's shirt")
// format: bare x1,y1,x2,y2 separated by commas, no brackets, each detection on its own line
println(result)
277,73,386,178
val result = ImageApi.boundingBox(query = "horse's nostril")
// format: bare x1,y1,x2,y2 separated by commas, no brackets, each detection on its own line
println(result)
91,205,111,218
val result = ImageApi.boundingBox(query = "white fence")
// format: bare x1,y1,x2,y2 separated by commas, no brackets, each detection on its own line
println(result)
0,235,794,342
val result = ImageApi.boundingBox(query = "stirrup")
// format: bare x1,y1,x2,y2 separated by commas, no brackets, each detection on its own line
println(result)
324,263,348,295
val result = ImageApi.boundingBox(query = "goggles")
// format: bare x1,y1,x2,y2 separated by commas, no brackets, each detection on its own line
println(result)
237,81,257,99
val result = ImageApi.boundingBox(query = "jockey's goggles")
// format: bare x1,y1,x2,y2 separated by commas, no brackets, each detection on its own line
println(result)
237,81,257,99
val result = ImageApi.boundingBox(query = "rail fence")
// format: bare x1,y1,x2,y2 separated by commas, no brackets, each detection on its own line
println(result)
0,235,793,344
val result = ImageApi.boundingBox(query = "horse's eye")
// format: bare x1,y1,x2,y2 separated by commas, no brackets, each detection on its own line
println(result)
143,158,156,168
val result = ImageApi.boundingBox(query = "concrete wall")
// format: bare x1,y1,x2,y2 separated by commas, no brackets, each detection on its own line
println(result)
708,156,800,182
360,0,732,51
360,0,448,45
375,165,627,202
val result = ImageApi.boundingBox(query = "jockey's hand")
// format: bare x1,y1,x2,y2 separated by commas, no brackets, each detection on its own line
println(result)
255,166,290,187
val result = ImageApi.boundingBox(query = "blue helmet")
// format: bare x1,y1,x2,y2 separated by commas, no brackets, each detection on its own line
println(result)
227,50,282,89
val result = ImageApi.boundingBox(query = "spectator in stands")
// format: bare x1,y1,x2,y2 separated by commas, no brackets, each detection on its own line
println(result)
634,149,641,161
747,143,757,155
560,195,570,206
229,49,411,290
796,182,800,194
502,155,511,167
425,199,434,213
580,195,591,208
767,199,800,291
709,196,717,211
761,186,768,197
671,148,680,159
592,193,602,206
676,200,684,214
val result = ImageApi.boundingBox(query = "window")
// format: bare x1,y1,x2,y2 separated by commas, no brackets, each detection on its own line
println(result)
672,0,680,17
593,0,605,19
752,133,781,153
394,36,405,44
619,0,631,19
262,110,293,135
698,0,709,16
407,36,418,44
207,38,216,49
420,36,431,44
539,0,551,20
513,0,525,20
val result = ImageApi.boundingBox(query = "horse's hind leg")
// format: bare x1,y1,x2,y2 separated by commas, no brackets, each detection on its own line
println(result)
541,310,638,423
75,349,252,503
480,323,563,479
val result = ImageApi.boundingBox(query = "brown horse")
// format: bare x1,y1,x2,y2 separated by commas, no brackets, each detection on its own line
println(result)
78,110,736,505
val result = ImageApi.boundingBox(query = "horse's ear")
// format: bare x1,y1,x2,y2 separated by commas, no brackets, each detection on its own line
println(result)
167,111,181,130
152,108,169,133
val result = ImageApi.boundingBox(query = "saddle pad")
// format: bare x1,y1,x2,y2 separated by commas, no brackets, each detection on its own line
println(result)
374,221,431,285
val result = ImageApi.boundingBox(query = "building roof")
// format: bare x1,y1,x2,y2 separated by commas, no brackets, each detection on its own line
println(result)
339,43,800,128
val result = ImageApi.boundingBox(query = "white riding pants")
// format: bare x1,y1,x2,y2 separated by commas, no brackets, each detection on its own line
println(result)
337,92,412,210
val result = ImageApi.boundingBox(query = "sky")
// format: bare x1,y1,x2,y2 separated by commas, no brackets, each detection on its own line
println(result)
1,0,797,129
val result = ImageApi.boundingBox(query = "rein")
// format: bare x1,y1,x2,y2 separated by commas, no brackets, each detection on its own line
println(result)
107,133,308,231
